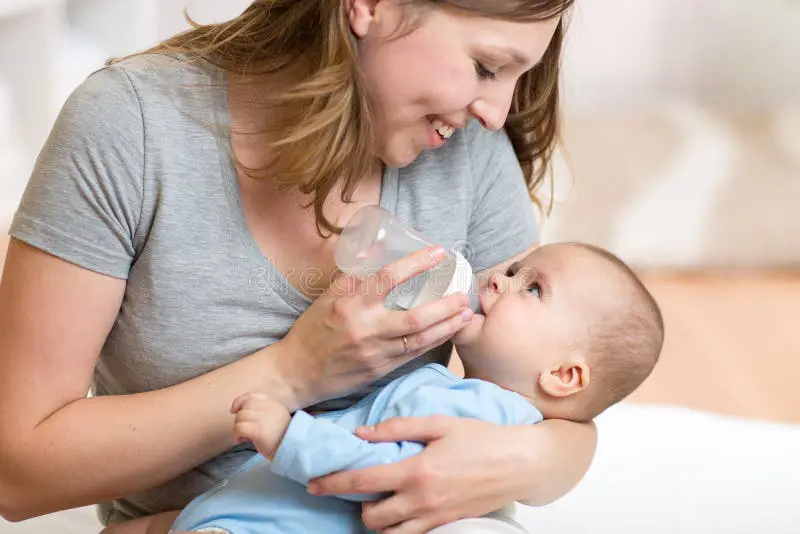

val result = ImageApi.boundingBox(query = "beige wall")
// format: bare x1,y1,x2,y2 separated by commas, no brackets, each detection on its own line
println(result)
561,0,800,112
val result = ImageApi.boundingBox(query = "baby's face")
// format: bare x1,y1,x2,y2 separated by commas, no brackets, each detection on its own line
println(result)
455,244,618,396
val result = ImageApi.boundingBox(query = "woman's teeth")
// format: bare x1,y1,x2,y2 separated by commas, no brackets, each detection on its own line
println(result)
431,119,455,140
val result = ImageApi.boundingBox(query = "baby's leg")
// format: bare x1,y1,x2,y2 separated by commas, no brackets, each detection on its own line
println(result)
100,510,181,534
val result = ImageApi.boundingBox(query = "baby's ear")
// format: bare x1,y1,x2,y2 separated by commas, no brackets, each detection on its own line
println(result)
538,359,590,398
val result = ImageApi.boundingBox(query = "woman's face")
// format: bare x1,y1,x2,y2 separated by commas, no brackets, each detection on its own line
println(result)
349,0,560,168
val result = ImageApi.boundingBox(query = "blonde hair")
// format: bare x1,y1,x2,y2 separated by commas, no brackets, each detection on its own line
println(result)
127,0,573,235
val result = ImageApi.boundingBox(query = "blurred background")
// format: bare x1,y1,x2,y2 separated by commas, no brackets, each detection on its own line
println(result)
0,1,799,532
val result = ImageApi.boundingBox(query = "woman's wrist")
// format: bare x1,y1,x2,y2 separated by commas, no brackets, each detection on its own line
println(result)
256,338,308,412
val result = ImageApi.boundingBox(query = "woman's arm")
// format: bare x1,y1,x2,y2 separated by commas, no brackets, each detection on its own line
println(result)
308,416,596,533
0,240,297,522
0,240,470,522
516,418,597,506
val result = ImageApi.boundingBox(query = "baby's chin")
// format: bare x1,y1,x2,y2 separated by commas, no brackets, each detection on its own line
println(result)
452,312,486,348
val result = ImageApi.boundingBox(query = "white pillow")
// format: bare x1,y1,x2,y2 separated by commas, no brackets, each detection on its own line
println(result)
517,403,800,533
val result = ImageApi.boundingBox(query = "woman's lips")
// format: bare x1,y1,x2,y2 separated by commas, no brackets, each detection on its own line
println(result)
425,120,445,148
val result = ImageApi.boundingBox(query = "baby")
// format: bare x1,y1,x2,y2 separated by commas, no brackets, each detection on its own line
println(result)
113,241,664,534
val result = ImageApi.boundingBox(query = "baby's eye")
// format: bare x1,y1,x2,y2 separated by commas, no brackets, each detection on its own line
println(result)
527,283,542,299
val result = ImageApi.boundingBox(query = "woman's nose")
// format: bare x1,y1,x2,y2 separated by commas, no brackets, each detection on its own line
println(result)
468,85,514,131
469,100,506,131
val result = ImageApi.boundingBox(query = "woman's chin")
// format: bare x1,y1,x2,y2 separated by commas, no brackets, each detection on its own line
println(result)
382,152,417,169
377,138,424,169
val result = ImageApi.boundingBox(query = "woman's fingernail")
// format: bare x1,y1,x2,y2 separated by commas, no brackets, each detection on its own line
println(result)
461,309,473,322
308,483,320,495
429,246,445,260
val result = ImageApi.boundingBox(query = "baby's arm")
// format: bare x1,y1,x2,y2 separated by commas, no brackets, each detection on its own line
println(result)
232,380,541,503
231,392,424,502
270,410,424,501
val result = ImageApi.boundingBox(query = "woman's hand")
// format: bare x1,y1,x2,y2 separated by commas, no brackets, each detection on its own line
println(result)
275,247,474,408
306,416,539,534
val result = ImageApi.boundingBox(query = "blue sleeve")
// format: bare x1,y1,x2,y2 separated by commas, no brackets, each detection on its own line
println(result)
270,378,541,502
269,410,424,502
383,378,542,426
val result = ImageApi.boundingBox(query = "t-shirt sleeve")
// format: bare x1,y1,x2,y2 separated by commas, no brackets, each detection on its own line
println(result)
8,65,144,279
464,124,540,272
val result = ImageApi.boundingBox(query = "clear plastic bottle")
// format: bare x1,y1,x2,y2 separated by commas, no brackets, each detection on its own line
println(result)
335,205,482,312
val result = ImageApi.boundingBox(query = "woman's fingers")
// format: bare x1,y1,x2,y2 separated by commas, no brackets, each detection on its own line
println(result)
382,293,470,339
362,497,417,533
406,309,472,356
366,246,447,300
355,416,454,443
381,518,431,534
309,460,412,497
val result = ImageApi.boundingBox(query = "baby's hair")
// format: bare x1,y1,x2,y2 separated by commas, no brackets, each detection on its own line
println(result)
567,243,665,421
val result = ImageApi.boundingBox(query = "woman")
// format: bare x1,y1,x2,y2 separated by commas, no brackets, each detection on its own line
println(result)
0,1,595,532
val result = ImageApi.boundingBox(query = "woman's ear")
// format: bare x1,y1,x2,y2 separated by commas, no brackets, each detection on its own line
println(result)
347,0,380,38
538,359,590,398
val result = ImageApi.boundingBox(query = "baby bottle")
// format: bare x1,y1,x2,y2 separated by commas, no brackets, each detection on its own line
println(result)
335,205,482,312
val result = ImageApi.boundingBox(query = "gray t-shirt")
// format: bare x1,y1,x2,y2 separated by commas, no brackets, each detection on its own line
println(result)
9,54,539,522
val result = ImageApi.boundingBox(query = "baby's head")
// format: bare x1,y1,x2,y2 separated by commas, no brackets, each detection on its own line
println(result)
454,242,664,422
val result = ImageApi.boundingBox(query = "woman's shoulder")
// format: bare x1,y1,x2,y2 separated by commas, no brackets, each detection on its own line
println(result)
56,53,224,152
105,53,221,98
80,53,225,130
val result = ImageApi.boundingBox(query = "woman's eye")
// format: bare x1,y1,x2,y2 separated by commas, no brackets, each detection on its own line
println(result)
474,61,496,80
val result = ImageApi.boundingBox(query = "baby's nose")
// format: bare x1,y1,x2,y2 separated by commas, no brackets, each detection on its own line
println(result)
489,272,509,294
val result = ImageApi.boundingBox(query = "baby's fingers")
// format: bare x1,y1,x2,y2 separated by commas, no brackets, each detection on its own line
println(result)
232,420,259,444
230,392,269,414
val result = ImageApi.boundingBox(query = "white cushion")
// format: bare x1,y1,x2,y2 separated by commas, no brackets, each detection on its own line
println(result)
517,402,800,533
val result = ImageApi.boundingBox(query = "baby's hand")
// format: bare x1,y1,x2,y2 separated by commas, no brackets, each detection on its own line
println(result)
230,392,292,460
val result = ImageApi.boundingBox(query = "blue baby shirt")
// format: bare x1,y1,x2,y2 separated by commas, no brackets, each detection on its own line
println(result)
170,364,542,533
